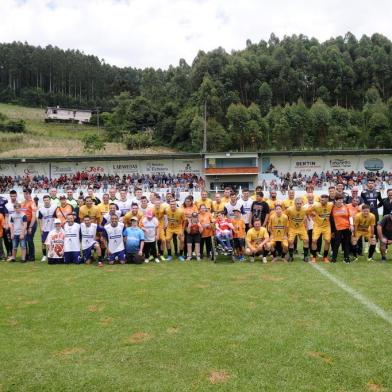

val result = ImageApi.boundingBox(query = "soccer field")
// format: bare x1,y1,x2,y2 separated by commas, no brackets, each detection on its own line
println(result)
1,254,392,392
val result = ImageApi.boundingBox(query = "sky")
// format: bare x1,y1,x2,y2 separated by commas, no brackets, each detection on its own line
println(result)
1,0,391,69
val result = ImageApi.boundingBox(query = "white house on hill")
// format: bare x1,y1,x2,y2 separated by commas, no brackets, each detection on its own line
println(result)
45,107,93,124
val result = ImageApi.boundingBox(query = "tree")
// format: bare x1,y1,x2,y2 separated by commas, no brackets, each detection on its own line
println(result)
82,134,106,153
310,99,330,146
258,82,272,116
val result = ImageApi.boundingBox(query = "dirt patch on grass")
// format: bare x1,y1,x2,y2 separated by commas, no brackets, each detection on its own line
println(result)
100,317,113,326
167,326,180,334
127,332,152,344
367,382,384,391
24,300,39,305
209,370,231,384
193,283,210,289
260,274,284,282
308,351,333,364
55,347,86,357
6,319,18,326
88,304,105,313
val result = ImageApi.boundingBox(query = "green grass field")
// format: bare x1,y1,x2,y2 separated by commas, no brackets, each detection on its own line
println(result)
1,236,392,392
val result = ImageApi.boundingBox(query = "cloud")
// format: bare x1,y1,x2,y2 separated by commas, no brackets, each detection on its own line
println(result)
0,0,391,69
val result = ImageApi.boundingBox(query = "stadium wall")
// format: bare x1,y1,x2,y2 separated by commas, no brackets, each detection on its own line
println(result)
0,151,391,179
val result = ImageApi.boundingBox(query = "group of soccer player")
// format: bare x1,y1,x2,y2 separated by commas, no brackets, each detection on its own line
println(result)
1,178,392,265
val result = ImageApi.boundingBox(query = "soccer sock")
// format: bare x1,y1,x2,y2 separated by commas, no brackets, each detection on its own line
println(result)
167,249,172,256
323,250,329,258
281,252,286,258
289,248,294,257
303,248,309,257
263,250,268,257
352,245,358,258
311,249,317,257
369,245,376,258
157,240,162,255
272,250,277,257
173,235,178,254
42,248,47,256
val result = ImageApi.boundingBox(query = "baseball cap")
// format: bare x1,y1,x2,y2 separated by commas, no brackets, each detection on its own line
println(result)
54,218,62,224
59,195,66,200
145,210,153,218
130,216,139,221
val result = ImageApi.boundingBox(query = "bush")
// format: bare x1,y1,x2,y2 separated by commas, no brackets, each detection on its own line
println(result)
0,119,25,133
123,132,153,150
82,134,106,153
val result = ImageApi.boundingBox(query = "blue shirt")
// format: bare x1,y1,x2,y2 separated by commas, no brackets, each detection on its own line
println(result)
123,227,144,253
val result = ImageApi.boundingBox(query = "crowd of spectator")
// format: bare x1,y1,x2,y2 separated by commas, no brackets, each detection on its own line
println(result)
0,172,205,193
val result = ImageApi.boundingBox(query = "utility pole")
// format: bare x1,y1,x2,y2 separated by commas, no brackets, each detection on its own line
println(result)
203,100,207,152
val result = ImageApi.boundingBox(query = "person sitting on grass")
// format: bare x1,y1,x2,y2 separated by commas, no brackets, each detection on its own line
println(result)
123,216,144,264
45,219,65,264
8,202,27,263
245,219,270,263
186,212,203,261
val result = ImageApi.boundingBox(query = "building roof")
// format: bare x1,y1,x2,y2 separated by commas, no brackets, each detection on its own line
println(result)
46,107,94,113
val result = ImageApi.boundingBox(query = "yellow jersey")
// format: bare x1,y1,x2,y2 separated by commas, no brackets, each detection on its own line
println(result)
268,214,288,240
282,198,295,210
79,205,101,223
195,198,213,211
154,204,168,225
286,206,307,230
97,203,110,223
212,201,226,215
354,212,376,234
308,202,333,228
246,227,269,246
266,198,279,211
123,211,144,227
166,208,185,230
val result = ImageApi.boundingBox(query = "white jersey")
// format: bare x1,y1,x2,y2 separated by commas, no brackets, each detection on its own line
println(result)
139,204,153,216
6,201,17,216
38,205,57,232
141,217,158,242
63,222,81,252
241,198,253,225
115,199,132,216
105,222,125,254
103,211,121,225
224,201,244,219
80,223,98,250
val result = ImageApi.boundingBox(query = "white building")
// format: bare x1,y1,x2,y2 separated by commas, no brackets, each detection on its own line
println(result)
45,107,93,124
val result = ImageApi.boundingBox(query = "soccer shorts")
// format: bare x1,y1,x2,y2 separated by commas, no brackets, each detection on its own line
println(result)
312,226,331,242
82,242,98,261
269,239,288,249
354,231,371,241
64,251,81,264
158,225,166,241
288,229,308,242
41,231,49,243
108,250,126,263
166,227,184,241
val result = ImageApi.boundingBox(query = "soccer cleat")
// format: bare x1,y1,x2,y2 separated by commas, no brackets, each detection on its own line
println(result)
352,256,358,262
41,256,48,262
196,257,201,261
303,256,309,263
322,257,330,263
288,255,294,262
311,257,317,263
166,255,173,261
249,257,255,263
144,259,150,263
381,257,387,263
331,258,337,263
367,257,375,262
148,255,154,261
271,257,279,263
155,258,160,263
159,255,167,261
178,255,185,262
344,258,351,264
262,257,268,264
98,261,104,267
186,257,191,261
239,256,245,262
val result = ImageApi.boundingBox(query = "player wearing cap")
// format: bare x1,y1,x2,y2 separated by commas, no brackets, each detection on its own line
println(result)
63,213,81,264
45,219,65,264
81,216,105,266
38,195,57,262
55,196,74,226
123,216,144,264
104,214,126,264
140,209,159,263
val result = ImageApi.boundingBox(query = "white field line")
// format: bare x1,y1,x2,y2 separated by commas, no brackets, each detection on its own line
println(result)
310,263,392,325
